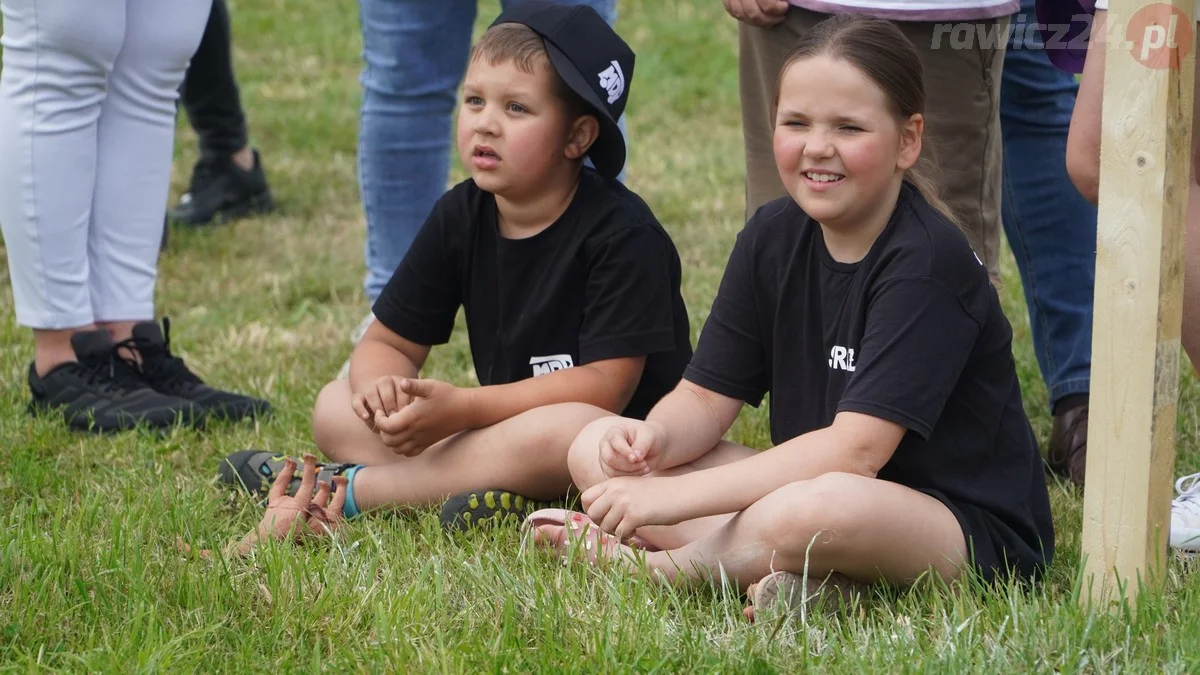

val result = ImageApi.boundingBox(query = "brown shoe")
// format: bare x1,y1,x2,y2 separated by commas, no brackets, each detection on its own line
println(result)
1048,404,1088,487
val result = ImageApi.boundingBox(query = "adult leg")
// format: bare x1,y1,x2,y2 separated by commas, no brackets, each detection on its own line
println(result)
172,0,273,226
737,10,804,218
899,17,1007,281
88,0,211,341
180,0,248,159
357,0,476,305
0,0,123,373
0,0,206,432
999,0,1096,485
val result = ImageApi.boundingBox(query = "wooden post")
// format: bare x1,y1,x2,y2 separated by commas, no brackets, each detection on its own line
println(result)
1082,0,1194,607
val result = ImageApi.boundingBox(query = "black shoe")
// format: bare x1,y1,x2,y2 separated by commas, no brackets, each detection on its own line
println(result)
439,489,550,533
119,318,272,422
169,149,274,226
28,330,204,433
217,449,355,497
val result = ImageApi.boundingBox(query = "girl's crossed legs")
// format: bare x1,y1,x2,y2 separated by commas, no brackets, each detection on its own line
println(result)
531,417,971,597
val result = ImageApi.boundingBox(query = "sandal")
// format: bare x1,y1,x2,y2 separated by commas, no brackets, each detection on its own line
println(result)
217,449,355,499
439,488,550,533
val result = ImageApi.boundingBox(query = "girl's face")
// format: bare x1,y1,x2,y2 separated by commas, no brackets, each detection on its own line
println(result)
772,54,922,232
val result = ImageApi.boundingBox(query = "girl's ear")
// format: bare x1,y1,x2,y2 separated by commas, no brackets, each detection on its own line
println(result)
897,113,923,171
565,114,600,161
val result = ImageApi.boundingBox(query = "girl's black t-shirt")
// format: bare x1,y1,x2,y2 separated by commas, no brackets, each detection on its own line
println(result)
684,183,1055,580
371,169,693,420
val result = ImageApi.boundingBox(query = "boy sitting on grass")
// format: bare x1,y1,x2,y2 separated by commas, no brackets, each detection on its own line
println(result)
216,1,693,535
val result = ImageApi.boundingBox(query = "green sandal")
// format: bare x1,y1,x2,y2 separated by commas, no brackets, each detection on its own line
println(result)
439,488,550,533
217,449,355,498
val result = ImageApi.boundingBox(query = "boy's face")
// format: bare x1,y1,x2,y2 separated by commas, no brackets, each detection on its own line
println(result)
456,56,578,199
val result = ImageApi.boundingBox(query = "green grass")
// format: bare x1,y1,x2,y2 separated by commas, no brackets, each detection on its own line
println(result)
2,0,1200,670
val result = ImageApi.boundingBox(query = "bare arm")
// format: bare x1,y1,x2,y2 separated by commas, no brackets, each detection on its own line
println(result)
642,379,744,469
1065,10,1106,204
462,355,647,428
664,411,905,522
348,320,428,390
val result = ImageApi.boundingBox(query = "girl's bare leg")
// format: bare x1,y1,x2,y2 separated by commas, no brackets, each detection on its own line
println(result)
535,472,968,594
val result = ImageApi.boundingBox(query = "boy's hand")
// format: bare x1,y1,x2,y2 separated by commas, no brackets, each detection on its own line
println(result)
373,378,472,456
598,420,666,478
581,476,681,541
351,375,415,428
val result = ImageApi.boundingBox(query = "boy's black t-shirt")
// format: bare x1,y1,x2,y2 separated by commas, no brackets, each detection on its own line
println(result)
683,183,1055,580
372,169,693,420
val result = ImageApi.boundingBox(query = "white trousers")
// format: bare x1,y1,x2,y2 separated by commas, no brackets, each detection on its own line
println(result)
0,0,210,329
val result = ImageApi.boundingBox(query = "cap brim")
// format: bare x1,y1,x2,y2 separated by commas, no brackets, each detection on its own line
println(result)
544,41,625,179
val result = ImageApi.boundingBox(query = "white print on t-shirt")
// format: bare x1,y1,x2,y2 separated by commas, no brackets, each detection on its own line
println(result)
598,61,625,104
973,250,984,266
530,354,575,377
828,346,857,372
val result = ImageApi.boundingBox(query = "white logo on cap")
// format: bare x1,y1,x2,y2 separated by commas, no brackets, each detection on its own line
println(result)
598,60,625,105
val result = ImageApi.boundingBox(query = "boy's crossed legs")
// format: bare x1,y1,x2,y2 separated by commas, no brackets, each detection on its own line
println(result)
308,380,611,516
529,416,970,616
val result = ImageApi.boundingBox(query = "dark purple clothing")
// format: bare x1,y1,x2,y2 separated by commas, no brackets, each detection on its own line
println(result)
1035,0,1098,73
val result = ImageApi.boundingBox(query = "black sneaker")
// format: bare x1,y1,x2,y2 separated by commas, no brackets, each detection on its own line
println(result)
28,330,203,433
119,318,272,422
169,149,274,226
217,449,355,497
439,489,550,533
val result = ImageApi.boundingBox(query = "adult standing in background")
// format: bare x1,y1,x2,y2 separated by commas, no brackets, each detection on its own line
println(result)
345,0,621,371
0,0,271,432
730,0,1010,281
997,0,1097,487
170,0,276,228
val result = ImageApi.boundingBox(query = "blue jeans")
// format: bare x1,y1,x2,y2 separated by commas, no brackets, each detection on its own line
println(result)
357,0,619,303
1000,0,1096,411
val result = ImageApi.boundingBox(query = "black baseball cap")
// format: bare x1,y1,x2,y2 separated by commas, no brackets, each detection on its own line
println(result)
490,1,635,180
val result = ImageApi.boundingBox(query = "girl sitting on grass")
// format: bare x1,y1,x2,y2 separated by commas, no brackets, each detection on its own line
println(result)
522,13,1056,620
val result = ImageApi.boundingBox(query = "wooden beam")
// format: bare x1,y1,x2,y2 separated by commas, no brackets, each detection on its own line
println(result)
1082,0,1194,607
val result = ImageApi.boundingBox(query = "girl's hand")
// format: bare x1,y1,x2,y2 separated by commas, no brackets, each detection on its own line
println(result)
598,420,667,478
373,378,471,456
581,476,684,540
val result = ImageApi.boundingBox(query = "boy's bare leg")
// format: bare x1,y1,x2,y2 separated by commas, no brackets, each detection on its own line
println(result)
346,401,612,512
312,379,405,465
565,416,759,550
534,472,968,594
